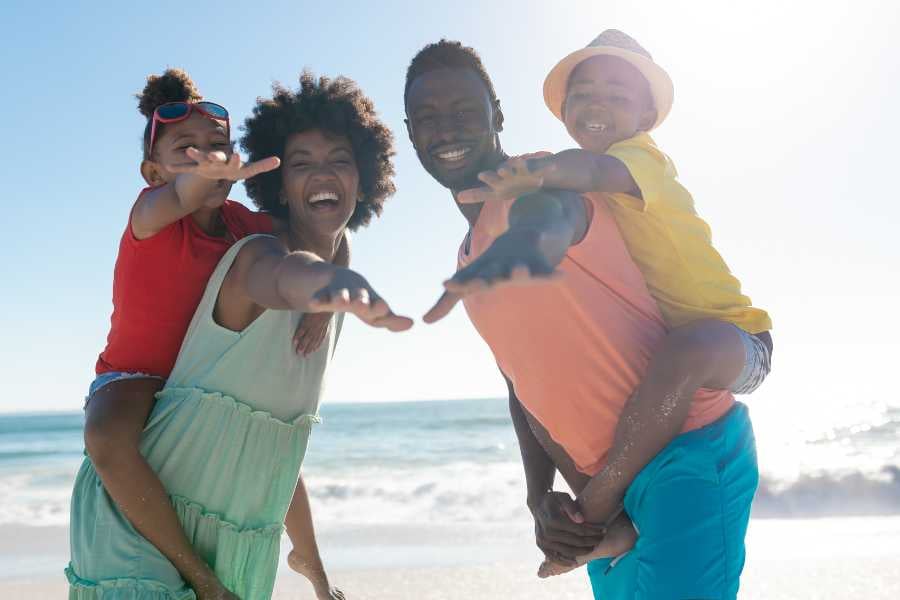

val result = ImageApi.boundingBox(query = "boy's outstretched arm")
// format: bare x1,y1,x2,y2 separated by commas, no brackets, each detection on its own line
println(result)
530,150,639,196
457,150,639,205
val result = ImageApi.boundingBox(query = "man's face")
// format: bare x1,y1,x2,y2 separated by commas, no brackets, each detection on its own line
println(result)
405,68,502,190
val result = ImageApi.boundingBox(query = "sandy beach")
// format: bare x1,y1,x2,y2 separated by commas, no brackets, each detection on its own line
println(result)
4,516,899,599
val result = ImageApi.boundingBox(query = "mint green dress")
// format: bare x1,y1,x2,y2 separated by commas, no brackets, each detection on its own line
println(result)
66,235,343,599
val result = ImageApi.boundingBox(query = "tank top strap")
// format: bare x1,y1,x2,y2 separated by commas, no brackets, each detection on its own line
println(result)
193,233,277,322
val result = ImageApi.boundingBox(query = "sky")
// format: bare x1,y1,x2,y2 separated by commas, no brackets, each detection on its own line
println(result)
1,0,898,437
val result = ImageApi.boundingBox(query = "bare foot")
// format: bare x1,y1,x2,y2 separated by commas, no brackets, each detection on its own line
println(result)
288,550,346,600
537,513,637,578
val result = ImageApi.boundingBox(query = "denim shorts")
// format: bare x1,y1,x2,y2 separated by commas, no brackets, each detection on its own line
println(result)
85,372,165,406
730,328,772,395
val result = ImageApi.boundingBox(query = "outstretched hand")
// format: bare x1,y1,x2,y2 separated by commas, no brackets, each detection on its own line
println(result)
457,152,555,205
169,147,281,182
423,228,561,324
309,269,413,332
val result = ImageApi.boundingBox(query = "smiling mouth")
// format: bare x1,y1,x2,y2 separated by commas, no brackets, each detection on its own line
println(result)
307,190,341,210
584,122,608,133
432,145,472,165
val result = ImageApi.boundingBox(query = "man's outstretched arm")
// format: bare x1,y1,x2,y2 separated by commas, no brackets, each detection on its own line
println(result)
424,190,588,323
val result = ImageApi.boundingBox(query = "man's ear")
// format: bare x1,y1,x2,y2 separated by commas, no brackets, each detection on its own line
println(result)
493,99,504,133
404,118,414,144
140,159,165,186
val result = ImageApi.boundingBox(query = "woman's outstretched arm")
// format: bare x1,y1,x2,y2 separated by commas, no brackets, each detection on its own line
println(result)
222,236,412,332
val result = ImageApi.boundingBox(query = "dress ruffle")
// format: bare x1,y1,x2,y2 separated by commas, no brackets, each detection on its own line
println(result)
172,494,282,596
147,386,321,430
65,494,283,600
65,566,196,600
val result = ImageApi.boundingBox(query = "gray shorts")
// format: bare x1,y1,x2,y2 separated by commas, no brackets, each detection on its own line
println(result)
730,328,772,395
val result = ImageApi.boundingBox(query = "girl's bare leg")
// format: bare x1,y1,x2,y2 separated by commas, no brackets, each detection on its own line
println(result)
84,378,235,599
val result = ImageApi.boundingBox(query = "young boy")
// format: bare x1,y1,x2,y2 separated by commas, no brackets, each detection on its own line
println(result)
465,29,773,574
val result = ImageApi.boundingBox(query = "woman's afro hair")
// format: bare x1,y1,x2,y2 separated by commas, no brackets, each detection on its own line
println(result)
240,71,396,231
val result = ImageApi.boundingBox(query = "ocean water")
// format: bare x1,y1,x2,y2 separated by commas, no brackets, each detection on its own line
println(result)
1,398,898,529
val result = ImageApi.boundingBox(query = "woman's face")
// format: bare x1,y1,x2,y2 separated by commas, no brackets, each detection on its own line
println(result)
281,129,359,235
143,113,234,203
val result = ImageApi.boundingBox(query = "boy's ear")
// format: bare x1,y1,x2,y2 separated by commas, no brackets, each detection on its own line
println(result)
638,106,657,132
493,99,504,133
140,159,165,186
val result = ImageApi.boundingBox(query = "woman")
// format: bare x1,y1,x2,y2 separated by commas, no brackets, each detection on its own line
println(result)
67,72,410,600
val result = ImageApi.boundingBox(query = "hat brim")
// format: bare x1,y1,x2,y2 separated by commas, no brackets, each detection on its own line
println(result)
543,46,674,130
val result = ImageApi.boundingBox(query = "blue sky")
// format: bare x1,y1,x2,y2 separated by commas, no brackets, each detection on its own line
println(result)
1,0,898,435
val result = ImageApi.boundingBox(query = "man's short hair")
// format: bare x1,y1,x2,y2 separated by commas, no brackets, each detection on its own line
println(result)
404,39,499,108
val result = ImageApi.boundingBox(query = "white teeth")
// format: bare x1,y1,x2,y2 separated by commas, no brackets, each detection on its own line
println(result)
586,123,608,132
309,191,339,204
437,148,470,161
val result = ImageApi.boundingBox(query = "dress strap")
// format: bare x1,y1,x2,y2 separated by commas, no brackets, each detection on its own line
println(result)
193,234,277,325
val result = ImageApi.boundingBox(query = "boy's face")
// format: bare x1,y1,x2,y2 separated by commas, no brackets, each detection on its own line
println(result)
405,67,503,191
563,55,657,153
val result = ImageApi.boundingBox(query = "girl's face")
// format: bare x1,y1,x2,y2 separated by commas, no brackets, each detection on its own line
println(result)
563,55,657,153
281,129,360,236
141,112,234,203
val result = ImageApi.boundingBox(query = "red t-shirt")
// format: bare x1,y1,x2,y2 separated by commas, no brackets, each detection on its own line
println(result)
96,190,273,378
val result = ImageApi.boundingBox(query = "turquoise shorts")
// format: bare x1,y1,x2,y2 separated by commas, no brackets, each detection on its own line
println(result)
587,402,759,600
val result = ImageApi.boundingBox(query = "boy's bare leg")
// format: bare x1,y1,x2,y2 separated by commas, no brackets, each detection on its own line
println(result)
578,319,747,522
84,379,235,599
538,319,748,575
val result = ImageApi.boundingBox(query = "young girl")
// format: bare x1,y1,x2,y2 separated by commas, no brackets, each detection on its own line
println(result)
71,69,349,599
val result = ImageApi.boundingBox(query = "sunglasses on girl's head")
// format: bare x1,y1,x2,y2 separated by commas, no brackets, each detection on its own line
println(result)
148,101,230,156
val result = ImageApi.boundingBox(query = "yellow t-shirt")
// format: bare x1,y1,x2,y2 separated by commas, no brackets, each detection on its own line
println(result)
596,133,772,333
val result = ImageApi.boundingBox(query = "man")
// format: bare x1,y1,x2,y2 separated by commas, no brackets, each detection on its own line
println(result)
405,39,758,599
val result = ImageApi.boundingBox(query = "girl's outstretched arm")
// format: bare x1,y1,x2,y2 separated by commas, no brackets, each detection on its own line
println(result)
132,148,279,239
